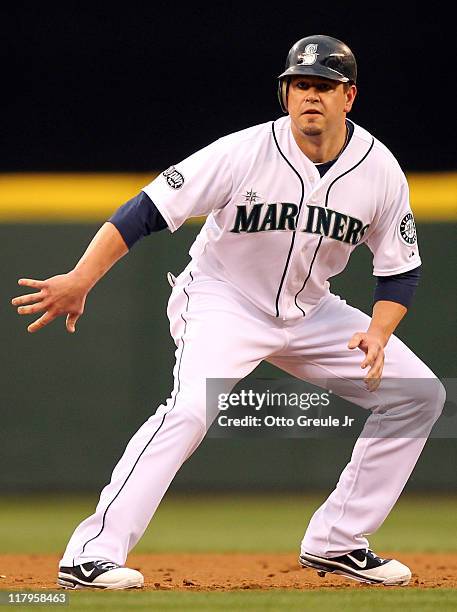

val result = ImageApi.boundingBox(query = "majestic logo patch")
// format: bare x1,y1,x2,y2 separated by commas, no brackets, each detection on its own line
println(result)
297,44,318,66
399,212,417,245
162,166,184,189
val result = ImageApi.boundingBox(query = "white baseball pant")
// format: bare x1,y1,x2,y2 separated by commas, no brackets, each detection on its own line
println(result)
61,269,445,565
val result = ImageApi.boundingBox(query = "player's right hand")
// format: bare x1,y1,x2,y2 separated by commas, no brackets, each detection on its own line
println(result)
11,271,89,334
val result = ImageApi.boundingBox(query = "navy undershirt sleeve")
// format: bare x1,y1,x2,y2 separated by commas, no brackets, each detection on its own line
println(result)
108,191,168,249
373,266,421,309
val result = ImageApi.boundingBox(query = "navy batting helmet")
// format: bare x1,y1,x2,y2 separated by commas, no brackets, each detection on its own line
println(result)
278,35,357,113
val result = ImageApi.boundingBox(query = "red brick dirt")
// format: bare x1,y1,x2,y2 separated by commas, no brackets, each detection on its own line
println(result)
1,552,456,590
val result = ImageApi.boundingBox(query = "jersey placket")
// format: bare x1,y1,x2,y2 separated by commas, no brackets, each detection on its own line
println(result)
273,120,325,320
278,179,324,320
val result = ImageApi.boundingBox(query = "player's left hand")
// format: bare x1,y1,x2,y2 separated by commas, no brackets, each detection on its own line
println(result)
347,332,385,392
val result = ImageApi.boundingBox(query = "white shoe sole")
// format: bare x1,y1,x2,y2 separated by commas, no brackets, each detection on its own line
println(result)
58,572,144,590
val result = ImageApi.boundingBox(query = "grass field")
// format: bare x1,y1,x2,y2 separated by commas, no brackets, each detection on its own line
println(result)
1,492,456,554
0,493,456,610
25,589,457,611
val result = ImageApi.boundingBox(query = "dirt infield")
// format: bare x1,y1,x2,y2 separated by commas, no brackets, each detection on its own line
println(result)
1,553,456,590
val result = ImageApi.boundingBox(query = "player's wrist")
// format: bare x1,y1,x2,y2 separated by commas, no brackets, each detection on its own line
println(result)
69,268,96,292
366,327,389,347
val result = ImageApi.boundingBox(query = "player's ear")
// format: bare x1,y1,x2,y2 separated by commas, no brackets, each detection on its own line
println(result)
344,84,357,113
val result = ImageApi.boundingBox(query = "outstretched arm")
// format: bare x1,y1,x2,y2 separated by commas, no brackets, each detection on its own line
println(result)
12,222,128,334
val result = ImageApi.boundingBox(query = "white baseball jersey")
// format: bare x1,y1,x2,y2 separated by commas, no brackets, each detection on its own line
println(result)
143,116,420,320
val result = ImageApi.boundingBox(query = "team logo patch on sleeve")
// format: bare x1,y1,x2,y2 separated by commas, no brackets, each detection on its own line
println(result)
162,166,184,189
399,212,417,245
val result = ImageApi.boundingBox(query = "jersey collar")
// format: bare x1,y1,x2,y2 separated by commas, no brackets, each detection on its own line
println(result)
276,116,374,191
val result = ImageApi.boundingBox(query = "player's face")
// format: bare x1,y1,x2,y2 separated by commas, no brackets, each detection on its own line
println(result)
287,76,356,137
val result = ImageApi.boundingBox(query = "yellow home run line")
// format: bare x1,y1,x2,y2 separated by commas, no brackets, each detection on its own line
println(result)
0,172,456,222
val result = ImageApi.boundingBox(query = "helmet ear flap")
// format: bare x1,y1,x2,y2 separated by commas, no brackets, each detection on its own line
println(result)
278,78,290,113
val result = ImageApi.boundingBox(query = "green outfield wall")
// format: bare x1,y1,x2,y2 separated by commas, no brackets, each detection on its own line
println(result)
1,222,456,491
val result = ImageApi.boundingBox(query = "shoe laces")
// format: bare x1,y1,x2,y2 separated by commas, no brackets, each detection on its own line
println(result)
366,549,384,563
93,560,120,571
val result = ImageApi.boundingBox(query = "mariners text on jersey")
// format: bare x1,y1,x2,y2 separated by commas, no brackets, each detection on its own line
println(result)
230,201,369,245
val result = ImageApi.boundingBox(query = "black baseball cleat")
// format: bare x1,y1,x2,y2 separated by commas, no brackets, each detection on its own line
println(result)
58,560,144,590
299,548,411,586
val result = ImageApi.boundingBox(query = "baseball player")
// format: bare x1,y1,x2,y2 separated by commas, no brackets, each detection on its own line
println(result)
12,35,445,589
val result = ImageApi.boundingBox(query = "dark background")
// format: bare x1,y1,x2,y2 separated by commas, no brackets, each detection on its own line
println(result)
2,3,454,172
